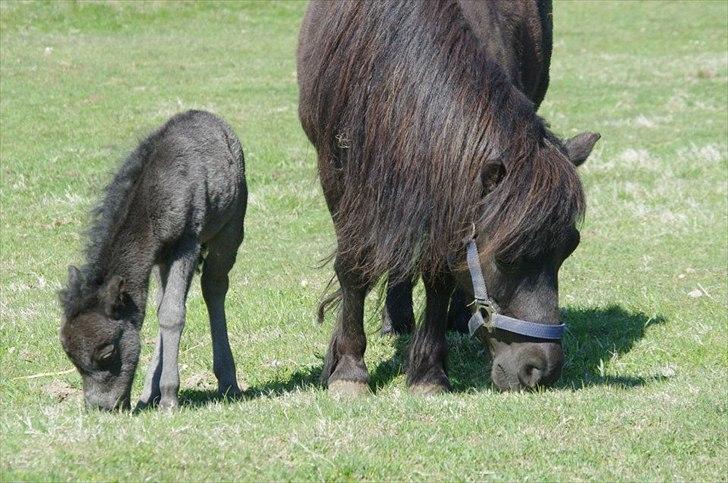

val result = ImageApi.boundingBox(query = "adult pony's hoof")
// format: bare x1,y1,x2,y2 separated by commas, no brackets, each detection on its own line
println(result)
410,382,450,396
328,380,370,398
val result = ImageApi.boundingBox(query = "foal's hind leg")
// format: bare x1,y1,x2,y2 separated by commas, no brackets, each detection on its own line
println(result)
322,256,371,396
154,238,200,409
201,219,244,398
407,271,454,395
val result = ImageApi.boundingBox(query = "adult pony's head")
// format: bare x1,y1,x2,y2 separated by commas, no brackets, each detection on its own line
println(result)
456,131,598,391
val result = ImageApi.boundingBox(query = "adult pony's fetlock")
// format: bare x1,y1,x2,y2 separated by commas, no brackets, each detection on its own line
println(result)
406,272,454,395
60,110,247,410
321,256,371,397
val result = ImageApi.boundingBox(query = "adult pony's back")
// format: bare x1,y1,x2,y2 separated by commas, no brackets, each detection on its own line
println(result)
298,1,598,394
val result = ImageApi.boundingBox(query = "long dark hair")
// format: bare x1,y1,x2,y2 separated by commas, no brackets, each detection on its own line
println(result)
306,0,584,282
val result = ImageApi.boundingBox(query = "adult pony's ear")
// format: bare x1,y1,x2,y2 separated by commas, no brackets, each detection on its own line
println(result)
481,159,506,196
99,275,127,318
564,132,600,166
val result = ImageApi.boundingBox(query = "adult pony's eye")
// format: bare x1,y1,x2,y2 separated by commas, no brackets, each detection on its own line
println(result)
94,344,117,367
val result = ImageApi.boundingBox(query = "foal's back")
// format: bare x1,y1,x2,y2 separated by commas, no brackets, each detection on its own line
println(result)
137,110,246,247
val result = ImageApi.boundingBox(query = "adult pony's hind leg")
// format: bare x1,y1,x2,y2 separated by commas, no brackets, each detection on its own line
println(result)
381,276,415,335
155,238,200,409
407,271,454,395
138,264,170,408
322,255,371,396
447,286,471,334
201,217,244,398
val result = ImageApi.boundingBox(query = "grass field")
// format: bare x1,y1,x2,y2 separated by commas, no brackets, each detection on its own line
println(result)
1,1,726,480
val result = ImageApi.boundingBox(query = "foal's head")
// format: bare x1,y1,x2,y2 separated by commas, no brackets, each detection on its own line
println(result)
458,132,599,391
59,266,141,410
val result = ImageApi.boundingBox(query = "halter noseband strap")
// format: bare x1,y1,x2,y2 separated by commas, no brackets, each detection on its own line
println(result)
465,238,566,341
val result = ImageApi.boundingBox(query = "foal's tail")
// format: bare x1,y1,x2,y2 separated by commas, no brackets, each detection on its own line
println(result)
316,275,341,324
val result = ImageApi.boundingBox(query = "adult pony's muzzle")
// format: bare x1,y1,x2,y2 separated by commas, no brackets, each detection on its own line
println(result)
491,341,564,391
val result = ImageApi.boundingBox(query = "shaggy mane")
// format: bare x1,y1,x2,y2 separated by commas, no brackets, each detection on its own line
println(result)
59,129,157,320
306,1,584,282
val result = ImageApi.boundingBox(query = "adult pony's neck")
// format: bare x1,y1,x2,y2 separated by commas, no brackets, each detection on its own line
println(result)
304,0,582,282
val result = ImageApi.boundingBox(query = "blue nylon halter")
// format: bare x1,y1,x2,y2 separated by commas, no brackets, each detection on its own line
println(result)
465,238,566,341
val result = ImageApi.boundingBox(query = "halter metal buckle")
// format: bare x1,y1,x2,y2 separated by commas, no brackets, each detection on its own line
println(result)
470,298,495,333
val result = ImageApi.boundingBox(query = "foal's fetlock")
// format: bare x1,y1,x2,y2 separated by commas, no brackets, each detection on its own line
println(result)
218,381,243,399
136,394,160,410
158,384,180,410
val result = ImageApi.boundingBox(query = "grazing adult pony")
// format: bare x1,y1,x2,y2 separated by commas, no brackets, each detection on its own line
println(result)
59,110,247,410
298,1,599,394
381,0,600,336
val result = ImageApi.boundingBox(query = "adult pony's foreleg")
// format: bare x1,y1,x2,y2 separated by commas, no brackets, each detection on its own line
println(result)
381,276,415,335
407,271,454,394
321,255,370,396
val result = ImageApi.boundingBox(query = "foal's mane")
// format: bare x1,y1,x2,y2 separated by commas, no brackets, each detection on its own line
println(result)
309,0,584,281
59,131,156,319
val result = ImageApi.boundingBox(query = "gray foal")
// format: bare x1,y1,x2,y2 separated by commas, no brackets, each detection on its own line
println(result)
59,110,247,410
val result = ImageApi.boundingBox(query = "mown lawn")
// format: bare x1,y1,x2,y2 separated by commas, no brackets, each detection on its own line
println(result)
1,1,726,480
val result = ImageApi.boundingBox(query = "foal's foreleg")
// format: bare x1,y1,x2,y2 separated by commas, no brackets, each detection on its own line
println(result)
138,264,169,408
322,256,370,396
407,271,454,394
152,239,199,409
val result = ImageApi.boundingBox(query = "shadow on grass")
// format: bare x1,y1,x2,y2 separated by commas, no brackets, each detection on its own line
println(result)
173,304,667,407
369,304,667,392
177,365,322,408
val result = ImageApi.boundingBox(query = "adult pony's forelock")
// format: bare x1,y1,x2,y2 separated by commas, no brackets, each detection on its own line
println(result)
478,136,586,266
306,0,554,284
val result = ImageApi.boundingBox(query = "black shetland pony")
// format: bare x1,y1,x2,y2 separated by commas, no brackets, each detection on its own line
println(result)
382,0,600,338
298,1,599,395
60,110,247,410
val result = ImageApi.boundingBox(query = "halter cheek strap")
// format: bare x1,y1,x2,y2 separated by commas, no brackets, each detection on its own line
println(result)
465,238,566,341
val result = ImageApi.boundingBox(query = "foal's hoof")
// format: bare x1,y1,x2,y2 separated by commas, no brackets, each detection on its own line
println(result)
410,382,450,396
158,397,179,411
218,384,244,399
328,380,370,398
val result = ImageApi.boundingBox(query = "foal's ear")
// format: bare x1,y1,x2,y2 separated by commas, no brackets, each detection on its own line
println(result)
564,132,600,166
481,159,506,196
100,275,126,318
67,265,81,286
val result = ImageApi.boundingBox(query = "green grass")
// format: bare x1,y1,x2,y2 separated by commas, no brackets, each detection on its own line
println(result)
1,0,726,480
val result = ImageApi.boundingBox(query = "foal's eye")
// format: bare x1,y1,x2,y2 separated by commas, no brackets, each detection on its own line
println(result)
94,344,117,366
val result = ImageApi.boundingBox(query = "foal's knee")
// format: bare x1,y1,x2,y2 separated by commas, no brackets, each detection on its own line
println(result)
159,305,186,329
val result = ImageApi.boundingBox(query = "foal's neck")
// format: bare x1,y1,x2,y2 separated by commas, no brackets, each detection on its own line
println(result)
99,207,159,319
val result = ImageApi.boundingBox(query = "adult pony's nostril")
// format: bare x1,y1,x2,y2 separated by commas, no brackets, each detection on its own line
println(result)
518,360,546,388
